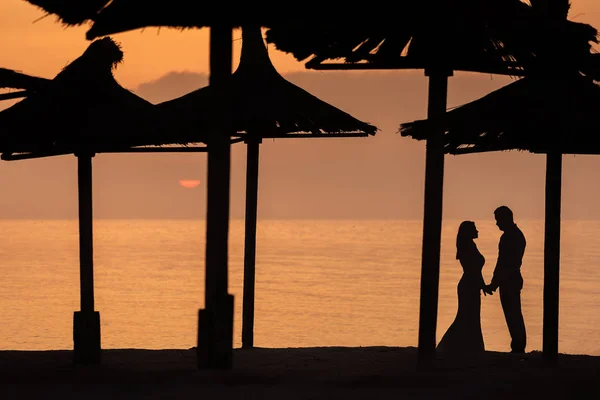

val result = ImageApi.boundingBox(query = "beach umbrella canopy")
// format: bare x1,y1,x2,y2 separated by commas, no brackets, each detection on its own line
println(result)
0,68,50,101
0,37,205,156
160,26,377,352
26,0,407,40
29,0,597,73
265,1,597,77
23,0,111,26
24,0,598,81
0,68,49,91
398,73,600,155
397,1,600,154
157,26,377,138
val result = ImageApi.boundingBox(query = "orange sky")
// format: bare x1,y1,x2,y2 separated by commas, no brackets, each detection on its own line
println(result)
0,1,303,87
2,1,599,87
2,1,600,221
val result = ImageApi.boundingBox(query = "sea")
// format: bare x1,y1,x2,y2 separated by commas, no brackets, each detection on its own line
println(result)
0,219,598,355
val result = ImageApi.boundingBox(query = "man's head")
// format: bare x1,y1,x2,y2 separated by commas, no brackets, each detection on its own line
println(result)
494,205,514,231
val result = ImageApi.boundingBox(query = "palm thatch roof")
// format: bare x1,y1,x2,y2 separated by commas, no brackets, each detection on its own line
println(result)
0,68,49,91
25,0,302,39
265,0,598,77
24,0,110,26
0,37,205,157
581,53,600,82
157,26,377,139
399,73,600,155
25,1,598,76
0,68,50,101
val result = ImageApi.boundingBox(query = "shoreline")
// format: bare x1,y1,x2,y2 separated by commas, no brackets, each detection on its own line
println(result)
1,346,598,398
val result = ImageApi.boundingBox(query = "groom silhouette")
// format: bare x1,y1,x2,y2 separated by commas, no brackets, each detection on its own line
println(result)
486,205,527,354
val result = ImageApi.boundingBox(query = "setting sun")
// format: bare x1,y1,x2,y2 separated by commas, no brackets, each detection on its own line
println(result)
179,179,201,189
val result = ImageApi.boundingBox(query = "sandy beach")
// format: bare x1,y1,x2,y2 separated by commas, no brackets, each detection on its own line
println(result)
0,347,598,399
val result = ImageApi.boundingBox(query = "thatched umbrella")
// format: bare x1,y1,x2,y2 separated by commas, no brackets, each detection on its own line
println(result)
0,37,208,365
400,73,600,154
0,38,206,157
265,0,598,362
399,71,600,362
266,1,597,75
158,25,376,349
159,26,376,139
24,0,364,369
26,0,394,39
24,1,269,368
0,68,49,101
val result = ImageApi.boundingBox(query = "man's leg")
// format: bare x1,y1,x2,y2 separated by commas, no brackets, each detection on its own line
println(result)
499,285,526,353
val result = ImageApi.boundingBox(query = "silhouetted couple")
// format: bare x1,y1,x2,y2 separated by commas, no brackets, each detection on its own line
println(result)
437,206,527,356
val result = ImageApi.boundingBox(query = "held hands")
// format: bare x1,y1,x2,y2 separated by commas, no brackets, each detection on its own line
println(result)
482,284,495,296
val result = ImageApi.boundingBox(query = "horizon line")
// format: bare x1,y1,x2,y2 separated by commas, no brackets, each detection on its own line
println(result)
0,217,598,221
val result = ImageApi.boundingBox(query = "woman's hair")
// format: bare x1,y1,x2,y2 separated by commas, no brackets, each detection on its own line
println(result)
456,221,475,260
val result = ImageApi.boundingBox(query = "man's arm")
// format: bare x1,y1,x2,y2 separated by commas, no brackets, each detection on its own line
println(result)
489,235,506,291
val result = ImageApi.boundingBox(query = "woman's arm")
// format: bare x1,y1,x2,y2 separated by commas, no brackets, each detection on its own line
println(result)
460,247,490,294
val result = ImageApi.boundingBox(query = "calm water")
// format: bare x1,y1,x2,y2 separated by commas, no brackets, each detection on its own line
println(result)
0,219,598,355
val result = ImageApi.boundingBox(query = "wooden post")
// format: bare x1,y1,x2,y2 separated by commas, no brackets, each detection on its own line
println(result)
543,150,562,364
417,69,452,364
242,138,261,348
197,24,235,370
73,153,101,365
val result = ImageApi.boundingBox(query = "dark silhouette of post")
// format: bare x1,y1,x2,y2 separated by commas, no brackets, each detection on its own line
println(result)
242,137,261,348
197,25,235,370
543,150,562,364
418,69,452,363
73,153,101,365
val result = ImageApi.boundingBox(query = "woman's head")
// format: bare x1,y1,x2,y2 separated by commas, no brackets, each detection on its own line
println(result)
458,221,478,240
456,221,478,259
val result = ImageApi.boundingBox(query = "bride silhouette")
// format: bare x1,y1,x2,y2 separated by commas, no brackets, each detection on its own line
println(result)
437,221,492,355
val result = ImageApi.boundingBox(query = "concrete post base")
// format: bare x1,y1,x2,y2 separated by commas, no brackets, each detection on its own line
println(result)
197,294,234,370
73,311,101,365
